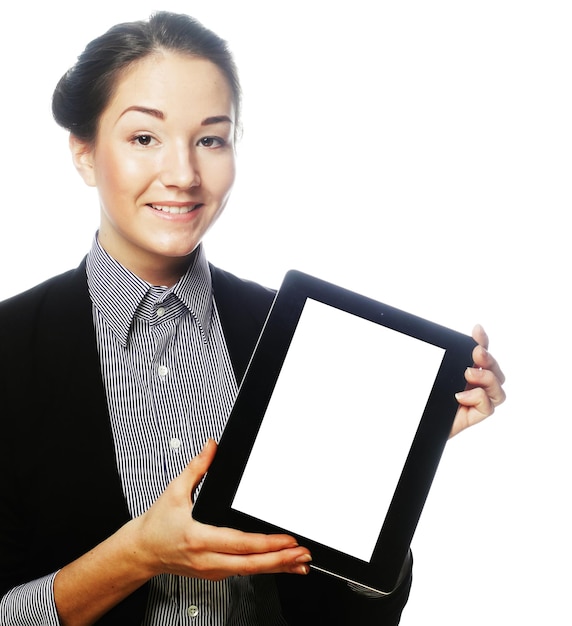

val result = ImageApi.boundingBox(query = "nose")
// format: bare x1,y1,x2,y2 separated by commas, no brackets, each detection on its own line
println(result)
160,143,200,189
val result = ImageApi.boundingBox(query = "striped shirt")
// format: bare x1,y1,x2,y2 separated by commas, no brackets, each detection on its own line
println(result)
0,238,286,625
86,238,286,625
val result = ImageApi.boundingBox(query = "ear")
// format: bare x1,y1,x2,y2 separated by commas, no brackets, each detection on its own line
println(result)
69,134,97,187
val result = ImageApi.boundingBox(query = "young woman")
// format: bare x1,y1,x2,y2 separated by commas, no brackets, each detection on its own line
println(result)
0,12,505,626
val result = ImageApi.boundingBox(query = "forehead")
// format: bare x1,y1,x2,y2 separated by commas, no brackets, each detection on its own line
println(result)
103,51,235,123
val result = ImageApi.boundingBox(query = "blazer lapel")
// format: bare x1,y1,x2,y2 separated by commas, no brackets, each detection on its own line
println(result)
30,261,131,563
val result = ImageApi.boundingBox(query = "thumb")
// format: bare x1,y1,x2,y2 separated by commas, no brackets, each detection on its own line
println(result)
184,438,217,501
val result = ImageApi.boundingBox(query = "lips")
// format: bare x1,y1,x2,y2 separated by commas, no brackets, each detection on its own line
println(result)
148,203,203,214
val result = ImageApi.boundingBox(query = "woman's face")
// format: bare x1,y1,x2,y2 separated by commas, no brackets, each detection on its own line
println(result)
71,51,236,285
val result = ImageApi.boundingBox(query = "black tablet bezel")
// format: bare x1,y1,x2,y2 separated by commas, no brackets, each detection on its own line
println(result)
193,269,476,593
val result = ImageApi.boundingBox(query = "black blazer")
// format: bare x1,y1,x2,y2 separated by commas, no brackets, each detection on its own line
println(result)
0,261,411,625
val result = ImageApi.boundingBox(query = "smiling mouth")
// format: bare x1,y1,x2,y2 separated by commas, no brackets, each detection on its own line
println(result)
148,203,203,215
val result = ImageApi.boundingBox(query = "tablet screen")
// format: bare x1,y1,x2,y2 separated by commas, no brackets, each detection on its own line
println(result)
231,297,446,562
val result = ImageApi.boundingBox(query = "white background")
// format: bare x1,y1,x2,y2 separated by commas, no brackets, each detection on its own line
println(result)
2,1,570,623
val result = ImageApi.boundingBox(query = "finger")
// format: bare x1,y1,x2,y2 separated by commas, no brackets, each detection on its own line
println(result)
472,323,489,350
197,437,217,465
471,325,506,385
462,366,506,408
450,387,493,437
187,545,312,580
472,346,506,386
194,522,301,555
454,386,494,428
224,547,312,577
182,439,217,502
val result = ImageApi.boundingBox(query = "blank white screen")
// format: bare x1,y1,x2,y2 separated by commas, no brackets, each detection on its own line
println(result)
232,298,445,562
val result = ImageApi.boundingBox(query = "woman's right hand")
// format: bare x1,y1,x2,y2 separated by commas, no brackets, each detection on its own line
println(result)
54,440,310,626
130,439,312,580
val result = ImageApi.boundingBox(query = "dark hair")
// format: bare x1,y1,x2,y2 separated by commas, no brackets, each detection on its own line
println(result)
52,11,241,142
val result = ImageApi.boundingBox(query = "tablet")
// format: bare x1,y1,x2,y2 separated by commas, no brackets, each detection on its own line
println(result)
193,269,476,594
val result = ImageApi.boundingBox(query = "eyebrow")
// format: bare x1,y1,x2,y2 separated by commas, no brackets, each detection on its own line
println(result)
118,107,233,126
119,106,164,120
201,115,233,126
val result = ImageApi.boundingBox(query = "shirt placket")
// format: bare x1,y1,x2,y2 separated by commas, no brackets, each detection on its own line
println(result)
149,295,191,483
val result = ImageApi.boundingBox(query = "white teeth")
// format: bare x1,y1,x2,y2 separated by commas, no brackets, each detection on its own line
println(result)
151,204,197,214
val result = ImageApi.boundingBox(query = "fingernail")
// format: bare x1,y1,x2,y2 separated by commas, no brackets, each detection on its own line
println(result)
200,438,213,454
296,553,312,564
296,564,310,575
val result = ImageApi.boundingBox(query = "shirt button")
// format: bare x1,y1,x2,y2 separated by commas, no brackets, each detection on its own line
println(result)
187,605,199,618
169,437,182,451
158,364,169,378
156,306,166,318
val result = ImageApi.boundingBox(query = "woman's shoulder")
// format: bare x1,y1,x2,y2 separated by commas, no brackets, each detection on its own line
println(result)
0,260,88,333
209,263,276,303
209,264,277,382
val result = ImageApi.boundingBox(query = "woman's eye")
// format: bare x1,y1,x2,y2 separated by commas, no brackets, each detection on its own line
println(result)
131,135,153,146
199,136,223,148
132,134,154,146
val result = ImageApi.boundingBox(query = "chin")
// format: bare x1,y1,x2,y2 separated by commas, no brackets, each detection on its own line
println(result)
152,235,200,255
158,244,201,261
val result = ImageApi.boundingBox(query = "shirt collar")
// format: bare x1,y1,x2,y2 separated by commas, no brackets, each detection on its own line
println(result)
86,236,212,347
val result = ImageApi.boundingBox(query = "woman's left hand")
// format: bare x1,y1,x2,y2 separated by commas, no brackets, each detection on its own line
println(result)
449,324,506,438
